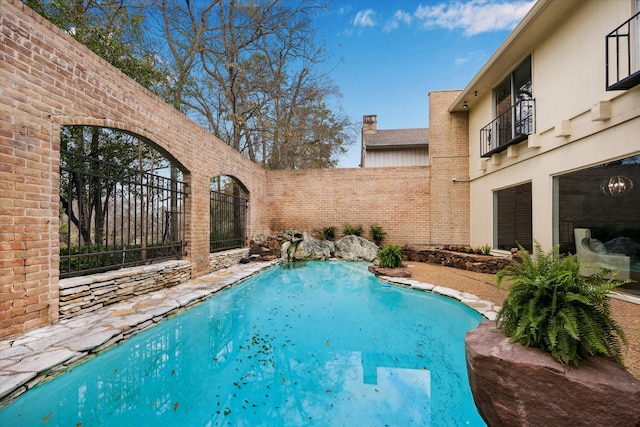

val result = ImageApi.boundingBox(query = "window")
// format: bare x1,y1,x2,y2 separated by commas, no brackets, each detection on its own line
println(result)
494,182,532,251
480,57,534,157
494,57,532,144
555,154,640,291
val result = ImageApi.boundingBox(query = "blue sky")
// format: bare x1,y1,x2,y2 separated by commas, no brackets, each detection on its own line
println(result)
317,0,536,167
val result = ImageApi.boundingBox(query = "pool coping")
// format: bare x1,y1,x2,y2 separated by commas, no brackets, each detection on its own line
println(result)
0,260,501,408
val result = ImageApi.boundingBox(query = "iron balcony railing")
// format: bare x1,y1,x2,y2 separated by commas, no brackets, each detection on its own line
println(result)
606,11,640,90
480,98,535,158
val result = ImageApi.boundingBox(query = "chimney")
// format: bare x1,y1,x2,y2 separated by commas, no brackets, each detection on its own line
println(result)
362,115,377,134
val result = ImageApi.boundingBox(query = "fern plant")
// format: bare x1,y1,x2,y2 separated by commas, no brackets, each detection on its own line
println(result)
370,225,386,246
343,224,363,236
313,226,336,241
377,244,403,268
496,242,628,366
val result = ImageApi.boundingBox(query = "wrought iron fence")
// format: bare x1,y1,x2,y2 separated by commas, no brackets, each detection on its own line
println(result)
210,188,247,252
59,149,186,278
480,98,535,158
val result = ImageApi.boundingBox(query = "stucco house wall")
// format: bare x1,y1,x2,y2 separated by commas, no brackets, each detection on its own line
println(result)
450,0,640,250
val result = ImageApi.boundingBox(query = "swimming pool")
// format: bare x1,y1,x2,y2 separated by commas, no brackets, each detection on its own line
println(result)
0,261,486,426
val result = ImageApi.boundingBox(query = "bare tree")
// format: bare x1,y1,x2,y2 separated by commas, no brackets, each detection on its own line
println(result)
154,0,354,169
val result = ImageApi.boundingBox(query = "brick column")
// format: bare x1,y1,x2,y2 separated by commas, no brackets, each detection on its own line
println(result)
428,90,470,245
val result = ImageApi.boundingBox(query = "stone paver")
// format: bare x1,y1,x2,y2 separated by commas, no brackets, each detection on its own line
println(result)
380,275,502,317
0,260,499,408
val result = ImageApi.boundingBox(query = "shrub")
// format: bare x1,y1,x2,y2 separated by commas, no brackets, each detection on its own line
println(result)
479,244,491,255
377,244,403,268
370,225,386,246
496,242,628,366
343,224,363,236
313,226,336,241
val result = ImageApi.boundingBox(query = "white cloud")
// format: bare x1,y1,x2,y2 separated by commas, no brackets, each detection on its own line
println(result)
454,50,488,66
337,6,351,16
353,9,376,27
383,10,413,33
414,0,536,36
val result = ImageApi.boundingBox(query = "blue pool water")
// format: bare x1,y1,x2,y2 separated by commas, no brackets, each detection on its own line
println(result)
0,261,485,426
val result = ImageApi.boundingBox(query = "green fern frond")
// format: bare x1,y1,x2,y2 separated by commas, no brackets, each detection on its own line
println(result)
496,241,629,366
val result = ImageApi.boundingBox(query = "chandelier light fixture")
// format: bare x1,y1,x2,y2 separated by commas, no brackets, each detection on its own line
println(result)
600,175,634,196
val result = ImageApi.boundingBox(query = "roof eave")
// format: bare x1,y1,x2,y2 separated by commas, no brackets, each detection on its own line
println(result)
448,0,578,112
366,143,429,150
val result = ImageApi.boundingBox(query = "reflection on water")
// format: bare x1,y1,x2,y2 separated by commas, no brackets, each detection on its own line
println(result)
0,261,485,426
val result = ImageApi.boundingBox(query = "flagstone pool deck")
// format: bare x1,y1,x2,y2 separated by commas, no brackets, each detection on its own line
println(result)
1,259,637,408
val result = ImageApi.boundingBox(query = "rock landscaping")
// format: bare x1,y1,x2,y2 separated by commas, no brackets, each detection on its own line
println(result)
466,322,640,426
403,245,514,274
249,231,379,263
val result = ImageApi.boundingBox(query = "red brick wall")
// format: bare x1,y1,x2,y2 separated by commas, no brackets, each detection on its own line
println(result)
266,167,431,245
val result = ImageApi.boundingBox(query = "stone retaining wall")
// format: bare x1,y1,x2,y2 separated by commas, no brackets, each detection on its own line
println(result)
209,248,250,271
403,247,513,274
59,261,192,319
58,249,249,320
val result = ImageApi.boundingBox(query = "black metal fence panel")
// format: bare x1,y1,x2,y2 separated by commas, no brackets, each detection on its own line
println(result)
60,149,186,278
209,188,247,252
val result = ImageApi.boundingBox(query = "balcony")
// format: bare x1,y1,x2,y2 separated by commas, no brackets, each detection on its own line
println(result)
606,11,640,91
480,98,535,158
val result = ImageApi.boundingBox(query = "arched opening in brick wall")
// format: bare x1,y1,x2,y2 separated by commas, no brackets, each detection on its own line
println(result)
58,124,190,278
209,175,249,252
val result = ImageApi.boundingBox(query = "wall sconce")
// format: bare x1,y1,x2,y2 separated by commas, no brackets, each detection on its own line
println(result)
600,175,634,196
463,101,468,109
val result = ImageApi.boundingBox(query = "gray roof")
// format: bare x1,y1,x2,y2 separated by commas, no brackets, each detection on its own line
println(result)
364,128,429,148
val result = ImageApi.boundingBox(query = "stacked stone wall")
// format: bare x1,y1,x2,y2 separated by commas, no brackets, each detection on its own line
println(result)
403,247,512,274
57,249,249,321
59,260,192,319
208,248,249,271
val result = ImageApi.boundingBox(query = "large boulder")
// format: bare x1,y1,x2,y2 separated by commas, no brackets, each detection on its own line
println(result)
334,235,379,261
249,234,282,261
368,264,411,277
291,232,334,261
282,229,304,243
465,322,640,427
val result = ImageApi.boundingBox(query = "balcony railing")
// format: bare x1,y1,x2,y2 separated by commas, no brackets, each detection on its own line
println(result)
480,98,535,158
606,11,640,90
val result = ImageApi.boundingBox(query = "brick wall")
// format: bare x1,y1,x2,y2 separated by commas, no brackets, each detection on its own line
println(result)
0,0,471,338
265,167,431,245
0,0,268,338
428,91,470,245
